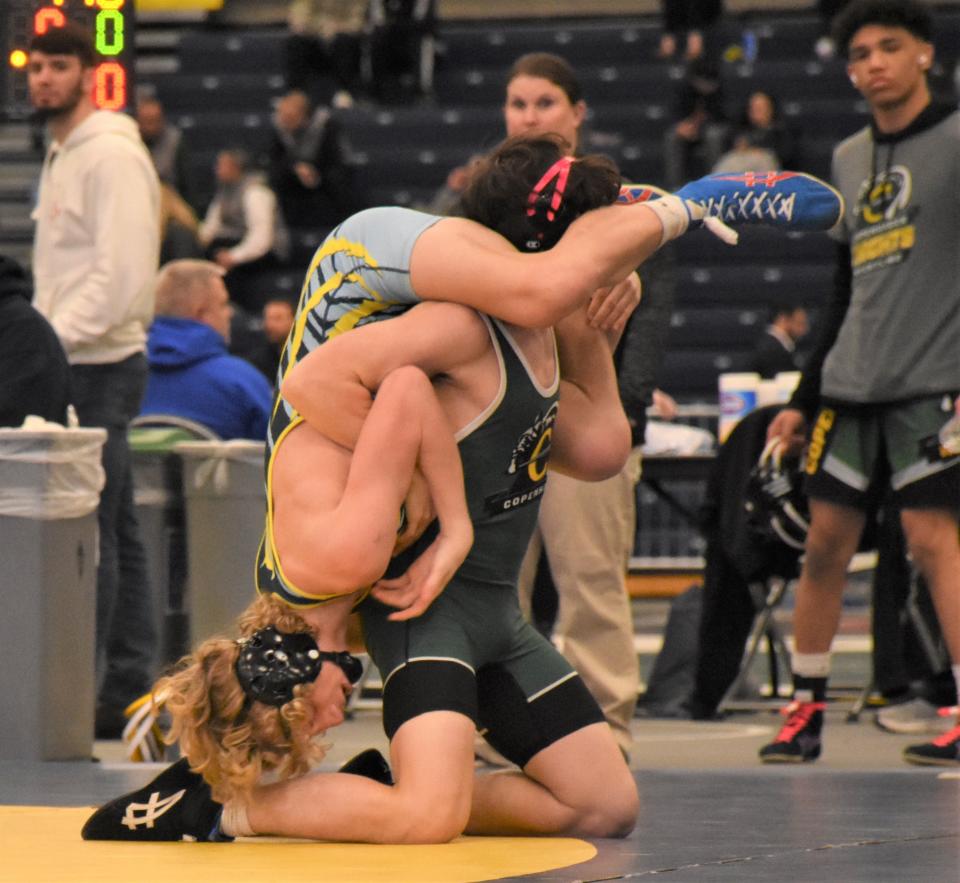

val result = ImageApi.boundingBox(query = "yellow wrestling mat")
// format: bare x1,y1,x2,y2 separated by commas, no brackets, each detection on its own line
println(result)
1,806,596,883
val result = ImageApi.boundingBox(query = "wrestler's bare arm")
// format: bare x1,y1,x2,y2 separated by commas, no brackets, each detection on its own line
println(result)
282,301,492,449
547,302,632,482
410,206,662,329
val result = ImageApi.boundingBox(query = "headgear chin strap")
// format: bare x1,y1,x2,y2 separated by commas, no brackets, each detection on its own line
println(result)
524,156,575,251
235,626,323,707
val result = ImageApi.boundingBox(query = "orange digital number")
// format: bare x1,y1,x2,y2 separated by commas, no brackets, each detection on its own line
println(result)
94,61,126,110
34,8,67,34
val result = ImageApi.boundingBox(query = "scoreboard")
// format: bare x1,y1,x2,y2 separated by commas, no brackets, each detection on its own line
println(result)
3,0,136,117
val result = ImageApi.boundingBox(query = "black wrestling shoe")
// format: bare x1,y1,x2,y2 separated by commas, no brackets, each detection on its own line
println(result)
903,717,960,767
81,758,227,841
759,700,825,763
339,748,393,785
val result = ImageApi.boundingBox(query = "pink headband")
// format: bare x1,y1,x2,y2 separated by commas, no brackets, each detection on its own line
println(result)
526,156,574,223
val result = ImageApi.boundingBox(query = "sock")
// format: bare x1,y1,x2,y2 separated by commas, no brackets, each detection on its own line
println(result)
642,194,739,245
643,195,691,245
952,665,960,712
220,801,255,838
792,652,831,702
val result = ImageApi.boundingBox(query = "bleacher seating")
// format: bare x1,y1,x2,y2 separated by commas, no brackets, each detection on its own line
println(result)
674,261,834,309
175,29,286,74
119,6,956,401
0,10,954,408
673,226,834,266
437,20,660,69
145,71,288,112
669,306,763,347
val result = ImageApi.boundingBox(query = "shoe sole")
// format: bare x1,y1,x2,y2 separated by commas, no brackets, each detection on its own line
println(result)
902,753,960,767
876,721,949,735
759,751,820,764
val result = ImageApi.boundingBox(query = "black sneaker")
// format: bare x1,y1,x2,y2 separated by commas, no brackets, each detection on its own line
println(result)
903,715,960,767
81,758,226,841
339,748,393,785
759,700,825,763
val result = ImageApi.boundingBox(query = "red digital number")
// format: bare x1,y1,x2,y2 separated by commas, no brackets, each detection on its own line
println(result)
94,61,126,110
34,8,67,35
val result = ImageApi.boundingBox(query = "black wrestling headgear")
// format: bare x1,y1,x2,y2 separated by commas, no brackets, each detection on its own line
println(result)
744,439,810,551
235,627,323,707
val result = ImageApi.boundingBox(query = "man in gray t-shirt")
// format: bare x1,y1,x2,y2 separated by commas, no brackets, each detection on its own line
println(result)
760,0,960,767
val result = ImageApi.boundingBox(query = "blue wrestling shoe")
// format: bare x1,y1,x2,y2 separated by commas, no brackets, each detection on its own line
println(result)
617,183,670,204
675,171,844,234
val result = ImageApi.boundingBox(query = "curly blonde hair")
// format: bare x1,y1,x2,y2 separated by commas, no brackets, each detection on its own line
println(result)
155,594,328,805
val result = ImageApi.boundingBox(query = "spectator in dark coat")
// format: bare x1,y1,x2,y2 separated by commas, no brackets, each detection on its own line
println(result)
265,90,357,229
662,56,730,188
750,303,809,379
245,296,297,384
137,97,193,208
0,255,71,426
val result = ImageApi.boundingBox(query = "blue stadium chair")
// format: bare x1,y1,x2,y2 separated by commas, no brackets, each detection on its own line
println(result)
288,228,332,266
339,105,500,153
591,102,671,142
781,97,871,143
142,72,287,113
176,30,285,75
248,268,303,299
174,111,270,152
366,185,437,209
352,144,472,190
433,67,505,105
724,58,849,104
675,262,833,309
439,20,659,69
575,63,676,103
673,226,834,266
607,141,666,188
758,17,823,58
798,138,837,180
658,349,744,400
669,307,764,348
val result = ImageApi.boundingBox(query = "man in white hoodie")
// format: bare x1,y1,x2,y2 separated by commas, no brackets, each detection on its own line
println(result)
29,24,161,739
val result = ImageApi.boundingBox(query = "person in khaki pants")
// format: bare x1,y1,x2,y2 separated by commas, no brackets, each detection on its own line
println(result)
502,52,677,758
517,456,643,754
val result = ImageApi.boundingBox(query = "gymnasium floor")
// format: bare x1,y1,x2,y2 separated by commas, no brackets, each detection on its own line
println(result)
3,702,958,882
3,587,958,882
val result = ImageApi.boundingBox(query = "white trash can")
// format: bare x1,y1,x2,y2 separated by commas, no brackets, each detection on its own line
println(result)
130,426,200,668
175,441,266,644
0,426,106,761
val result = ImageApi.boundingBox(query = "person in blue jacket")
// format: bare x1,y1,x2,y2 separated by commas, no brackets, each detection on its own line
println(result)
140,259,273,440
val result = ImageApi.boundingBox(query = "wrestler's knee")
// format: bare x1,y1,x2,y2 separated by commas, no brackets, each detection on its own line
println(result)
802,506,861,579
570,773,639,839
901,508,959,572
390,793,470,843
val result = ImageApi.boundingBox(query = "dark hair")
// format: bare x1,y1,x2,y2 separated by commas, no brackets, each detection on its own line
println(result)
459,135,620,252
770,301,805,320
506,52,583,105
264,295,296,309
219,147,251,172
831,0,933,55
29,23,96,69
745,89,779,121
